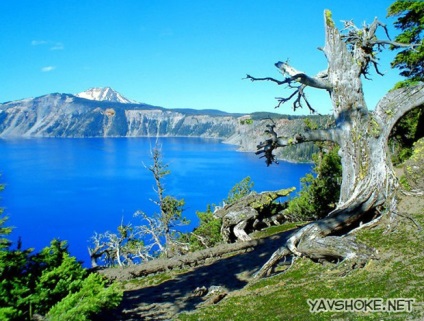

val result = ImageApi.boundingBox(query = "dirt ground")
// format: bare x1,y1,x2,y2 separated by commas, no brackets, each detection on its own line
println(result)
99,230,294,320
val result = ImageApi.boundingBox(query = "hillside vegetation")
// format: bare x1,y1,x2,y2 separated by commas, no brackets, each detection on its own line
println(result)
91,135,423,320
100,182,423,320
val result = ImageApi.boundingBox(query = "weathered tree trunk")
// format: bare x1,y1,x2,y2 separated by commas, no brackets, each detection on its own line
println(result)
215,188,295,243
252,11,424,277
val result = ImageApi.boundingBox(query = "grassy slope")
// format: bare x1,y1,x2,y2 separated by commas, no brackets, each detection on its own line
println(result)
177,195,424,321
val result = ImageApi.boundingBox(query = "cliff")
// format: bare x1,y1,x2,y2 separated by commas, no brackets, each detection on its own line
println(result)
0,93,240,139
0,90,329,161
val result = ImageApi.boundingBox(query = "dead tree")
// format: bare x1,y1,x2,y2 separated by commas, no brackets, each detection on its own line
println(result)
88,221,147,267
141,146,188,258
247,10,424,277
88,146,188,267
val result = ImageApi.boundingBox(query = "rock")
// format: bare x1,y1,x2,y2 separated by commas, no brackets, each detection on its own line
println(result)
192,286,208,297
195,285,229,306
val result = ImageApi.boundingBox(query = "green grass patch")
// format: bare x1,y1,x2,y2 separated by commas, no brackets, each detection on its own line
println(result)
250,221,309,239
120,267,189,290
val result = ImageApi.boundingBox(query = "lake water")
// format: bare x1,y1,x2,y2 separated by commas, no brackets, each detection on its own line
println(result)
0,137,312,266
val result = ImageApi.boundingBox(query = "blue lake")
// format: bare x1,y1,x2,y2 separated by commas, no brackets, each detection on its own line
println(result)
0,137,312,266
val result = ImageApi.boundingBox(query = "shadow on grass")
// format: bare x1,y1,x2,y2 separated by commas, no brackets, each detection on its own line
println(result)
105,230,292,320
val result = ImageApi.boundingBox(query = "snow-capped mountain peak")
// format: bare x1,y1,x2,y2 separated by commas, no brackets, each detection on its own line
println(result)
75,87,136,104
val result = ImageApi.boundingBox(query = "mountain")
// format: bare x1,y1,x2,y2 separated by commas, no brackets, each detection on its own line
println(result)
0,88,326,161
0,89,242,139
75,87,136,104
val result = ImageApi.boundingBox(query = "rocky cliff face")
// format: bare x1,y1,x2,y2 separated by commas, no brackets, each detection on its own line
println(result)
0,89,325,161
224,116,320,162
0,93,241,139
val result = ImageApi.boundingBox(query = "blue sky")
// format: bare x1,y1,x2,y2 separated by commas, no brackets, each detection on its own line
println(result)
1,0,404,114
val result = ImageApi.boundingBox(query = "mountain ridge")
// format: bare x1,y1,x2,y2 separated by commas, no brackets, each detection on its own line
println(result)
0,88,328,161
0,90,246,138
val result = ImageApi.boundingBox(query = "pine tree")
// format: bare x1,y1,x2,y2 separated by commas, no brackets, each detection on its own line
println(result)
388,0,424,164
388,0,424,85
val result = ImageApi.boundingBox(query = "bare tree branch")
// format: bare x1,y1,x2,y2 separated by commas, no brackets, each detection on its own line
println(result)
256,124,341,166
244,74,290,86
134,210,165,255
245,62,330,113
341,17,418,78
274,62,332,90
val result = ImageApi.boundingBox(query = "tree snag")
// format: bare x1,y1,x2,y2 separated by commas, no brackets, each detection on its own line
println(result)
249,10,424,278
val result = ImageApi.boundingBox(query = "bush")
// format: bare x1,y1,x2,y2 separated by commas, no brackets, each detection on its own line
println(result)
46,273,122,321
285,145,341,221
224,176,254,204
181,177,254,251
181,205,222,251
390,108,424,165
0,232,122,320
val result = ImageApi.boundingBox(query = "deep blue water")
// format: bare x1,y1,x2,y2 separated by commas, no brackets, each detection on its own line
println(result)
0,137,312,266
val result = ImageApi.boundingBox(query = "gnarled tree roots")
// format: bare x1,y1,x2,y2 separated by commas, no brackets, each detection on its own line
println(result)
254,215,379,279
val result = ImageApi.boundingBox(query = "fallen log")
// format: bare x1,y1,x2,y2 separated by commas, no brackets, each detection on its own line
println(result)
97,237,263,281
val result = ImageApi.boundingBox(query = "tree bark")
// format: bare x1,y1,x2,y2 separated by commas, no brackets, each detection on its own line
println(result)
254,10,424,277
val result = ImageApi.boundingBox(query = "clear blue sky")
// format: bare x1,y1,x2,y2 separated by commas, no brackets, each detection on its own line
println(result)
1,0,404,114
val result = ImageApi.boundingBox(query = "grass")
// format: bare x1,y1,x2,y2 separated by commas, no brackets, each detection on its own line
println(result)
250,221,309,239
177,210,424,321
